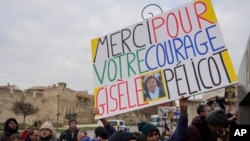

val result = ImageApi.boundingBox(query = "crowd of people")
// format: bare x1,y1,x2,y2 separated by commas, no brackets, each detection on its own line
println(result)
0,95,238,141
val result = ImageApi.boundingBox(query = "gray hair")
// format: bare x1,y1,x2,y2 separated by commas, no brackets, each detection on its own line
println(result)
78,129,88,136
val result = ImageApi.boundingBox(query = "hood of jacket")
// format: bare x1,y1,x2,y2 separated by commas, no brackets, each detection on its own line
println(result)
4,118,19,137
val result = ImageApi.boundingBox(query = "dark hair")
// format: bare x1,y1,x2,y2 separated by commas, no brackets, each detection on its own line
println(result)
9,133,22,141
207,96,225,110
28,127,39,135
197,103,210,115
68,117,77,125
144,75,160,91
132,131,146,141
94,126,108,140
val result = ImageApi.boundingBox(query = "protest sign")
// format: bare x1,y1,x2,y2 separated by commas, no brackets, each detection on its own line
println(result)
91,0,238,119
224,85,236,105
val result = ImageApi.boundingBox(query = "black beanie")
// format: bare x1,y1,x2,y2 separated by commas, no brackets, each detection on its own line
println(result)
138,121,159,136
109,131,139,141
68,118,77,125
205,109,228,127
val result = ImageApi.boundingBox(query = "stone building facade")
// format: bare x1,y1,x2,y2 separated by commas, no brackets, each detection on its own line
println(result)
0,82,97,125
0,82,160,126
0,84,24,123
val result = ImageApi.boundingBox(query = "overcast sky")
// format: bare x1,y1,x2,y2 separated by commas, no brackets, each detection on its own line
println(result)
0,0,249,93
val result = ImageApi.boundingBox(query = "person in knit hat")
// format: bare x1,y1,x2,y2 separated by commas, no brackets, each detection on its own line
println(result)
205,109,228,127
0,117,19,141
39,121,56,141
138,122,160,137
185,108,229,141
59,117,79,141
138,96,189,141
108,131,139,141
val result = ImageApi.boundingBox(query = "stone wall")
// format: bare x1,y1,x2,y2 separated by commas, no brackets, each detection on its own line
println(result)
0,84,159,126
0,85,95,125
0,90,23,122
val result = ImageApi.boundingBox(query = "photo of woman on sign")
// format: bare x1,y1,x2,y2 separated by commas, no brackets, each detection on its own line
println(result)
143,73,166,102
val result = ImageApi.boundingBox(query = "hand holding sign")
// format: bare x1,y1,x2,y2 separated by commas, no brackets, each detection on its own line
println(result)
179,96,189,117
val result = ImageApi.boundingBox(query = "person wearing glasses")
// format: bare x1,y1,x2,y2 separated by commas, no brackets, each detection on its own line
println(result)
25,127,40,141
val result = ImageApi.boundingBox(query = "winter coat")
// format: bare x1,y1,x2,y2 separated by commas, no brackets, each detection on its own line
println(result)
59,128,79,141
0,118,19,141
38,137,57,141
185,115,217,141
163,115,188,141
81,136,91,141
104,123,116,138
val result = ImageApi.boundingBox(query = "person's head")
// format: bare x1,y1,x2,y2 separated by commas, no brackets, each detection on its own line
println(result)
68,118,77,129
4,117,18,130
25,126,29,130
109,131,139,141
207,96,225,110
205,109,229,133
77,129,88,141
39,121,54,139
138,122,160,141
4,118,18,137
132,131,146,141
94,126,108,140
28,127,40,141
9,133,22,141
197,103,212,116
144,76,159,92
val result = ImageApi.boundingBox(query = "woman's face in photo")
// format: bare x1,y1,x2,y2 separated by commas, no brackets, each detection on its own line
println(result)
146,77,157,92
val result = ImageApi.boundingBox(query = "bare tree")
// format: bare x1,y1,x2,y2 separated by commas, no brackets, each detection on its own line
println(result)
11,100,39,125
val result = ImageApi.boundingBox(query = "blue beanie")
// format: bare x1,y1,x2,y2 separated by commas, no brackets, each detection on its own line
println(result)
138,122,159,136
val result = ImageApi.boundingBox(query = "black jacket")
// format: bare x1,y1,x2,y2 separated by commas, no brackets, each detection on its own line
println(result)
0,118,19,141
59,128,79,141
